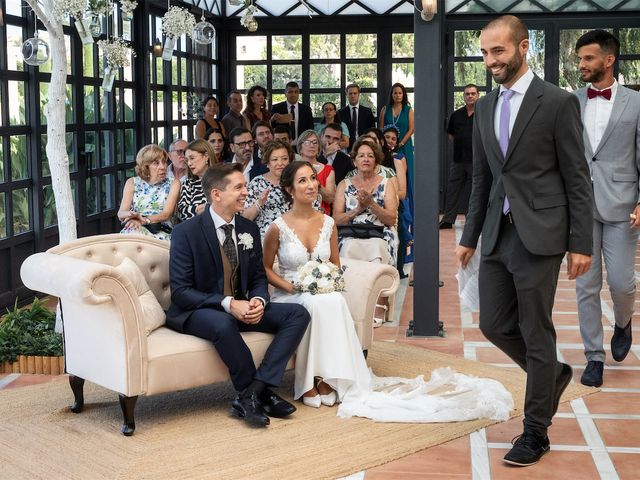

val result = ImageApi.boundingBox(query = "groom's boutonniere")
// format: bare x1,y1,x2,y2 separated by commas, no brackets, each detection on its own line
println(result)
237,233,254,251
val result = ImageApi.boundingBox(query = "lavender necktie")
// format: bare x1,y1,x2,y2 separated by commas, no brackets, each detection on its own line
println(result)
499,89,515,215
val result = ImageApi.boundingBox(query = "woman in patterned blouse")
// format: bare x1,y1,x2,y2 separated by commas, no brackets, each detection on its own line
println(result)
118,144,180,241
242,140,294,240
177,139,218,221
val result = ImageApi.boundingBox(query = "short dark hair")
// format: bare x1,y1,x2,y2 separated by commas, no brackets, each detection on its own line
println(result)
229,127,251,144
227,90,241,100
464,83,479,92
285,81,300,90
252,120,273,138
201,163,244,203
202,96,219,107
262,140,294,165
575,29,620,58
346,83,360,93
483,15,529,46
280,161,315,204
321,122,343,136
273,125,291,137
350,138,384,166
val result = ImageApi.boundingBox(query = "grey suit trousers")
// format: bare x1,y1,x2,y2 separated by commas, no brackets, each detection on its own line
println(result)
576,218,638,362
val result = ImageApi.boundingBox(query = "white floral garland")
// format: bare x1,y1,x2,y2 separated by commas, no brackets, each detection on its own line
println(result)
120,0,137,16
98,38,135,68
162,6,196,38
53,0,88,19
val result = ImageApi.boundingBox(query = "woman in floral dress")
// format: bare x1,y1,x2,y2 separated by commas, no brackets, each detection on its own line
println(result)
118,144,180,241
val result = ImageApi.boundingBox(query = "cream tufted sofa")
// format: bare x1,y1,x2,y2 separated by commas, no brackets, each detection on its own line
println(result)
20,234,399,435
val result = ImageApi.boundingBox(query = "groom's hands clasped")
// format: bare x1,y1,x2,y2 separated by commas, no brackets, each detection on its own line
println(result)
230,298,265,324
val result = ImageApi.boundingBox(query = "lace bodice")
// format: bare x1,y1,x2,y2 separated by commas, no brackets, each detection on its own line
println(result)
274,215,334,283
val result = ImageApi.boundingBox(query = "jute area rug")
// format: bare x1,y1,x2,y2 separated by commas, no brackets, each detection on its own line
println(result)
0,341,594,480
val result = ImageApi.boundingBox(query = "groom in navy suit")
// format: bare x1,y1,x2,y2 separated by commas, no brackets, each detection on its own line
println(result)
166,163,310,427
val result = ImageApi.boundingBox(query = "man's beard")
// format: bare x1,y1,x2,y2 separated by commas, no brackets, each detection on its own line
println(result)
490,49,523,85
580,65,605,84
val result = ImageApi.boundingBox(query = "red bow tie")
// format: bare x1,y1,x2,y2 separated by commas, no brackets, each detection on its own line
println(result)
587,87,612,100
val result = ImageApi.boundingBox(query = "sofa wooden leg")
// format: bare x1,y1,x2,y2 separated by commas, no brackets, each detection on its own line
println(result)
69,375,85,413
118,394,138,436
362,349,368,359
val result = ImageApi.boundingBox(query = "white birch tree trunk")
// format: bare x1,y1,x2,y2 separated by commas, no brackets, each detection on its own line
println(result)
26,0,77,245
26,1,78,332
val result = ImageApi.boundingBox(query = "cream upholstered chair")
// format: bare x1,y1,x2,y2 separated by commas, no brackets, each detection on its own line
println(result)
20,234,399,435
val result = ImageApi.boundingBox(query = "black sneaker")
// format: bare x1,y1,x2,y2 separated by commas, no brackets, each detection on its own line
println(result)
439,221,453,229
580,360,604,387
503,431,550,466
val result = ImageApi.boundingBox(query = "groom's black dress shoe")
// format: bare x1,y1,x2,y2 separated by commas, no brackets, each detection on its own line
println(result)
231,392,270,427
503,430,550,467
260,388,296,418
553,363,573,416
611,320,632,362
580,360,603,387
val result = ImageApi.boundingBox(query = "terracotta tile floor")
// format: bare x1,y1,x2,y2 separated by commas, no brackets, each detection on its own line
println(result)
3,220,639,479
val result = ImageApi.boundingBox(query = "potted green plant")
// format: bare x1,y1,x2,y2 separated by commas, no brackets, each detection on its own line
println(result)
0,298,64,374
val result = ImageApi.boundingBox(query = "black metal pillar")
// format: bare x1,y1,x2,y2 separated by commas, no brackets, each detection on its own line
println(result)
409,0,445,336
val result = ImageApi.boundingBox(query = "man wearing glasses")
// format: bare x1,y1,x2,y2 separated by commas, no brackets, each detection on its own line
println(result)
228,127,268,183
167,138,188,183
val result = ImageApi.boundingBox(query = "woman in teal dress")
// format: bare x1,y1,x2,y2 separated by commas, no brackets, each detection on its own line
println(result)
379,83,414,260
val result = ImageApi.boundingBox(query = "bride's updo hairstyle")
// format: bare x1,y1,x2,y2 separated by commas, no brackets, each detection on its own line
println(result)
280,160,315,204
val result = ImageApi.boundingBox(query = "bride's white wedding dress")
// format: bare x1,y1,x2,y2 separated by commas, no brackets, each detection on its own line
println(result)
271,215,513,422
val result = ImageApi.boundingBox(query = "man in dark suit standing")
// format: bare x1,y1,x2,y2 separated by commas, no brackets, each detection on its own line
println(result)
339,83,376,149
166,163,310,427
270,81,314,145
318,123,353,185
455,15,593,467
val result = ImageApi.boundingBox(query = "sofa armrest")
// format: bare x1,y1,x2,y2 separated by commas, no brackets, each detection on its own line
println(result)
21,253,148,397
340,258,400,350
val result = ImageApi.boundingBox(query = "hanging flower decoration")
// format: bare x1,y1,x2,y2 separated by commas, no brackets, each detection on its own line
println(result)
240,4,258,32
98,38,135,68
88,0,111,16
162,6,196,39
53,0,88,19
120,0,137,18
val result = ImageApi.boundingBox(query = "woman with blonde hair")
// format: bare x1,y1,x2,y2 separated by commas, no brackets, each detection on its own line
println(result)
177,139,218,221
118,144,180,240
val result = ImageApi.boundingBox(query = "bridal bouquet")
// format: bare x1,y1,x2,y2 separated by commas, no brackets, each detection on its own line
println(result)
293,259,346,295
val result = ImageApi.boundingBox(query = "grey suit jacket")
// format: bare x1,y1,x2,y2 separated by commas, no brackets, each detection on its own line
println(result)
460,75,593,257
574,85,640,222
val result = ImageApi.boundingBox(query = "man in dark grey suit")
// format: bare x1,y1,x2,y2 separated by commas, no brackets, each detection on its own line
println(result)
456,15,593,467
339,83,376,149
573,30,640,388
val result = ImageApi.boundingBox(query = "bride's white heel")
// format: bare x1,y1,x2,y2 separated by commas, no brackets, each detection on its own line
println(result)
320,391,337,407
302,394,321,408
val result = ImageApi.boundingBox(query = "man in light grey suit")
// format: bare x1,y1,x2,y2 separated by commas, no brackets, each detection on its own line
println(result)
574,30,640,388
456,16,593,467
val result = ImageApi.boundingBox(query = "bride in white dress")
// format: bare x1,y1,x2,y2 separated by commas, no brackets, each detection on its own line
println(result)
263,161,513,422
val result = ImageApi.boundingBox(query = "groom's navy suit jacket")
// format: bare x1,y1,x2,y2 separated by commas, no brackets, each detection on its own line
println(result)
166,208,268,333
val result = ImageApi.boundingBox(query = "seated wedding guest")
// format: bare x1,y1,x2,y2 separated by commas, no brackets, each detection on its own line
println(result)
333,138,399,324
297,129,335,215
314,101,350,150
318,123,353,186
167,139,188,183
242,140,295,240
252,121,274,164
177,139,218,221
229,127,268,182
118,144,180,241
273,125,301,160
195,96,226,140
243,85,271,129
166,162,310,427
221,90,250,134
205,127,230,163
383,125,410,279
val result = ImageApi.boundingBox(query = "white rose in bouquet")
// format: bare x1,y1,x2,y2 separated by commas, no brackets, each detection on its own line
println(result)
293,258,347,295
